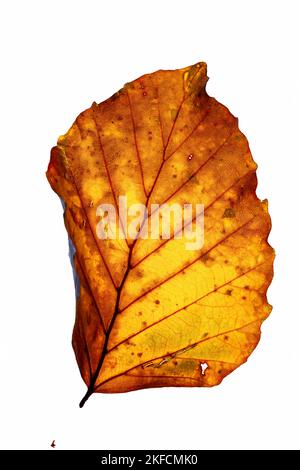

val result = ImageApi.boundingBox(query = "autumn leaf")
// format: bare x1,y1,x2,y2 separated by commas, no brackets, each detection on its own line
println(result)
46,62,274,407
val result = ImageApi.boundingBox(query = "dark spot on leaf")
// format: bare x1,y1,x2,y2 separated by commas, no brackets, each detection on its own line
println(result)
222,208,236,218
202,253,214,265
170,109,177,120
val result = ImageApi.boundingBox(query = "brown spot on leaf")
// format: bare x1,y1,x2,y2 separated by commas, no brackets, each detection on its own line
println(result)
223,207,236,218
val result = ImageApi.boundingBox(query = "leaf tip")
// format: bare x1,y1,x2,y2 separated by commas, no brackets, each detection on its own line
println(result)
183,61,208,97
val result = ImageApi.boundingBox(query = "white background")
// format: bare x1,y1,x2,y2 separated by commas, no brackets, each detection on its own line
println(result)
0,0,299,450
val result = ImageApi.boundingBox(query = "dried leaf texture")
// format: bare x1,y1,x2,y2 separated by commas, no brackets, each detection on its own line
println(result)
47,62,274,406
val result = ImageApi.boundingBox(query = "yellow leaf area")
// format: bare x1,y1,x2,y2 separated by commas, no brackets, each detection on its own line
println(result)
46,62,274,407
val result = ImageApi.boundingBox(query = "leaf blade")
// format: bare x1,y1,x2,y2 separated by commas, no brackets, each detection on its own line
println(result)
46,61,274,403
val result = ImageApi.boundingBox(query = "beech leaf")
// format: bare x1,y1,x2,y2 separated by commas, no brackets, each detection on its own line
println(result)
46,62,274,407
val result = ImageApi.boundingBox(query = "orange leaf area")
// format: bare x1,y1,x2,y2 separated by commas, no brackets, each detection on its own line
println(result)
46,62,274,406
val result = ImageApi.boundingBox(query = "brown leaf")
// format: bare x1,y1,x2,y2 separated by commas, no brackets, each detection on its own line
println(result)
46,62,274,407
